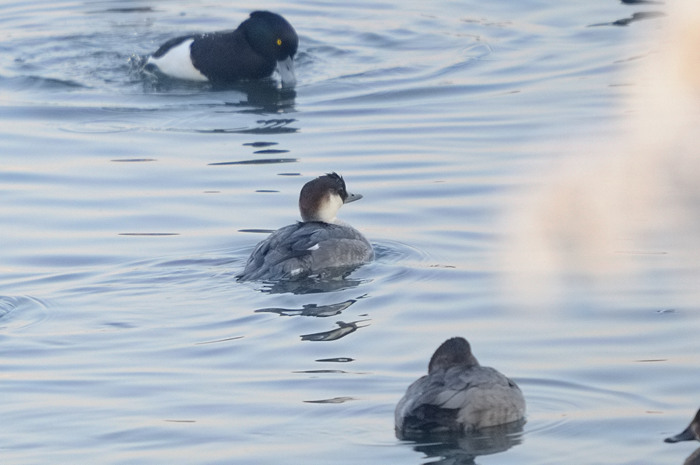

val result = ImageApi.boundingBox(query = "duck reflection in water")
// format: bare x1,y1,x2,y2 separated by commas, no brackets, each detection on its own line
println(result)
300,319,370,342
256,272,367,294
254,298,356,317
395,337,525,462
411,421,524,465
254,298,368,341
223,81,296,115
666,408,700,465
146,77,297,116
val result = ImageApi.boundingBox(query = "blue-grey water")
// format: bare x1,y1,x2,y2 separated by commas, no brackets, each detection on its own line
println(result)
2,1,699,464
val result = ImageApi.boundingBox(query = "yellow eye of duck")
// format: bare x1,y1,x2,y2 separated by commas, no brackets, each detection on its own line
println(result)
276,38,282,46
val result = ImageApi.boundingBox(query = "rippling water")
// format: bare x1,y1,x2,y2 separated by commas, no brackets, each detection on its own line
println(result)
2,1,699,464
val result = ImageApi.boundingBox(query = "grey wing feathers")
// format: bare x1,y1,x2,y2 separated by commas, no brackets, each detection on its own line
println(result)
239,222,372,281
395,366,522,434
240,223,311,280
395,373,463,433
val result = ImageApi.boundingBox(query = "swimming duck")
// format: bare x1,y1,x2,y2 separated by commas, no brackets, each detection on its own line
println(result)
147,11,297,86
395,337,526,438
238,173,373,281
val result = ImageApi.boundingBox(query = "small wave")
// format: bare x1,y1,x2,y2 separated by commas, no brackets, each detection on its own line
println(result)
521,377,662,438
0,75,85,92
59,119,139,134
0,295,50,331
372,239,431,265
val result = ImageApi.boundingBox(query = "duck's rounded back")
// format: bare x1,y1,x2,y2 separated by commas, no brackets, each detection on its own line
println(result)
395,337,526,438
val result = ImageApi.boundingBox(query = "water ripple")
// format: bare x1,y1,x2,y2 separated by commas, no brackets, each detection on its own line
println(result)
522,377,661,438
0,295,50,331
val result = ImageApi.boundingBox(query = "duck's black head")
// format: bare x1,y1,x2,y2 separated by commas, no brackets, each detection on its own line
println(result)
242,11,298,61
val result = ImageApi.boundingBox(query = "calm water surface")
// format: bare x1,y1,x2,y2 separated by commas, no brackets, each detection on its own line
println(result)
1,0,699,464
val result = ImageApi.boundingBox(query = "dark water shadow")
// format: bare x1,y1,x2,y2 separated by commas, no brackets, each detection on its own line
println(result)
620,0,663,4
588,11,665,27
303,396,356,404
86,6,159,14
242,264,370,295
254,298,357,317
209,157,297,166
400,420,525,465
299,319,370,341
190,118,298,135
253,295,369,342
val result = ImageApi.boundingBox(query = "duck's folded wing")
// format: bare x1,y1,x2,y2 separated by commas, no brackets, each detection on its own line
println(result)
396,366,522,435
395,371,464,434
287,222,365,251
240,222,371,281
434,366,517,408
239,224,307,279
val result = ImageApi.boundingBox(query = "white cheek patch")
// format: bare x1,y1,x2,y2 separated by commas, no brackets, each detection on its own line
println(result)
306,243,320,251
148,39,208,81
315,194,344,223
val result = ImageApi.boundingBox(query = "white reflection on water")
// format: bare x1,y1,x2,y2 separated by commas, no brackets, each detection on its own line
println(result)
500,0,700,306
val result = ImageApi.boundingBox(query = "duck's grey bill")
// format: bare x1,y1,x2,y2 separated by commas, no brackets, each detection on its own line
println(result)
344,192,363,204
276,56,296,87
